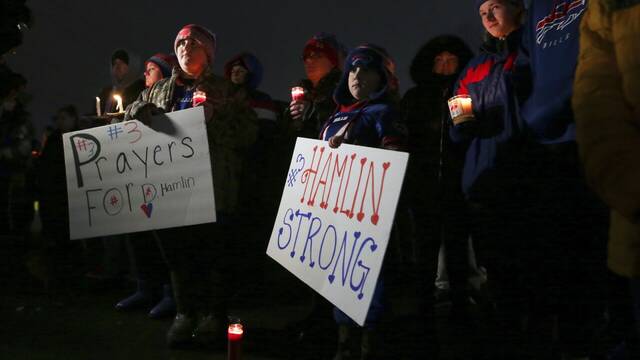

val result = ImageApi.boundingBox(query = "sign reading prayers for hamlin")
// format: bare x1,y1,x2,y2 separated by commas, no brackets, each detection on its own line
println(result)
63,107,216,240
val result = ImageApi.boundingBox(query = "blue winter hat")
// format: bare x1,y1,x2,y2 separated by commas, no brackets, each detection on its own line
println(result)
146,53,177,78
333,44,398,105
475,0,487,10
303,32,347,68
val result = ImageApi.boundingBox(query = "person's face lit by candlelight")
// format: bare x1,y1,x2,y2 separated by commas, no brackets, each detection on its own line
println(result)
176,37,208,78
478,0,523,39
348,66,382,101
303,51,334,87
144,62,163,88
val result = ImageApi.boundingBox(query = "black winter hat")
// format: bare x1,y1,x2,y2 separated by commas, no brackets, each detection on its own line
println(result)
111,49,129,66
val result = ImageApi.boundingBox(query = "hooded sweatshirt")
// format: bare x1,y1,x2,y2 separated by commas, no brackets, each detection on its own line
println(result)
320,44,404,150
450,29,526,200
402,35,474,195
518,0,588,144
224,53,279,122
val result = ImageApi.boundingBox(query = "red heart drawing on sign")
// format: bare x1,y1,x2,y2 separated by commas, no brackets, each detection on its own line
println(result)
140,203,153,218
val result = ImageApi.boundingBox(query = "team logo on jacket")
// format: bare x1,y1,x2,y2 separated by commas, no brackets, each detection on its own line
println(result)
535,0,586,45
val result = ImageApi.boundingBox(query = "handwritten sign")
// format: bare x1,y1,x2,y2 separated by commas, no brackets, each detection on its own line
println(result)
266,138,408,325
63,107,216,240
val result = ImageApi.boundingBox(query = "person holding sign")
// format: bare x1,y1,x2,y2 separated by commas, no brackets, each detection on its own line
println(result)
319,43,405,360
449,0,527,357
125,24,258,348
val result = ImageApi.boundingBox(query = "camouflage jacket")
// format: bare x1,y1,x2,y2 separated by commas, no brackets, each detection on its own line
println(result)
125,68,258,214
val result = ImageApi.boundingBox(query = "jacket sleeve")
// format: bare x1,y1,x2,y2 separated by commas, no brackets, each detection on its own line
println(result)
123,87,160,121
376,108,407,151
573,1,640,223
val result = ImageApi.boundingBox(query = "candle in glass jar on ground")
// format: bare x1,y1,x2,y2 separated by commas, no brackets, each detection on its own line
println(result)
291,86,305,102
193,91,207,107
448,94,475,125
228,323,243,360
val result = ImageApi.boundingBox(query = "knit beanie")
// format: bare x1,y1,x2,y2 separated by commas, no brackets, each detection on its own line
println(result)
146,53,177,78
476,0,523,10
111,49,129,65
303,32,344,68
333,44,398,105
174,24,217,65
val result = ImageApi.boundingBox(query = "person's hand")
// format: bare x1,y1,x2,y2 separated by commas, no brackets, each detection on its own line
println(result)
328,135,344,148
289,100,308,120
136,105,154,125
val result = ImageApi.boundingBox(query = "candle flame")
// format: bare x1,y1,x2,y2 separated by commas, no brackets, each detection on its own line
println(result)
113,94,122,102
228,323,243,335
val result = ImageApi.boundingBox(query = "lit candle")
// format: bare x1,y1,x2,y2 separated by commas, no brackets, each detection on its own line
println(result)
113,94,124,113
193,91,207,107
448,94,475,125
227,323,243,360
95,97,102,117
291,86,305,102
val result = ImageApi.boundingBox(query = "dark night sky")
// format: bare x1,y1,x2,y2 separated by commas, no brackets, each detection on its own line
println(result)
7,0,482,135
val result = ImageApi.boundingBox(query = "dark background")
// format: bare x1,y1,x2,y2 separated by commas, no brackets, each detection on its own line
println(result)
6,0,482,136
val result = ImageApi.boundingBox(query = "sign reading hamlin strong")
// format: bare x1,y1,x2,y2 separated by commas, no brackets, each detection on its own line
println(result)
267,138,408,325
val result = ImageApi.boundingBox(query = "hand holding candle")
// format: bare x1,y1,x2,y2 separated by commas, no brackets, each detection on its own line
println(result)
291,86,305,102
290,86,307,121
193,90,207,107
448,94,475,125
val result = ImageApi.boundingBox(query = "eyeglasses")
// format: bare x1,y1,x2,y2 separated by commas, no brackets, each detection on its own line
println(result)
301,51,327,61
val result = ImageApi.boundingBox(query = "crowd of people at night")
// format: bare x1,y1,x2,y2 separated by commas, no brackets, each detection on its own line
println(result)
2,0,640,359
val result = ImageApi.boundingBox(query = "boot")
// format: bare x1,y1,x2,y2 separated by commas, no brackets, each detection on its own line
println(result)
192,313,225,348
148,283,176,319
334,325,355,360
115,279,153,311
167,313,196,347
191,264,228,348
166,271,196,346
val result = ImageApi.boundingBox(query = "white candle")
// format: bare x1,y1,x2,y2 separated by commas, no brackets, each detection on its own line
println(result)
95,97,102,116
460,96,473,115
448,94,475,125
113,94,124,113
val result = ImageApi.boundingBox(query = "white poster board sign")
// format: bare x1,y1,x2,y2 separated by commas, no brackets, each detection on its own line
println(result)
63,107,216,240
267,138,408,325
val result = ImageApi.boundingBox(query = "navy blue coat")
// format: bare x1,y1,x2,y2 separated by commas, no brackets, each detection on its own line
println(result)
450,30,525,200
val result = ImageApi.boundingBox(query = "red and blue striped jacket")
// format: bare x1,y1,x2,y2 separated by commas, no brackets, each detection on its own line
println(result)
450,29,526,199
